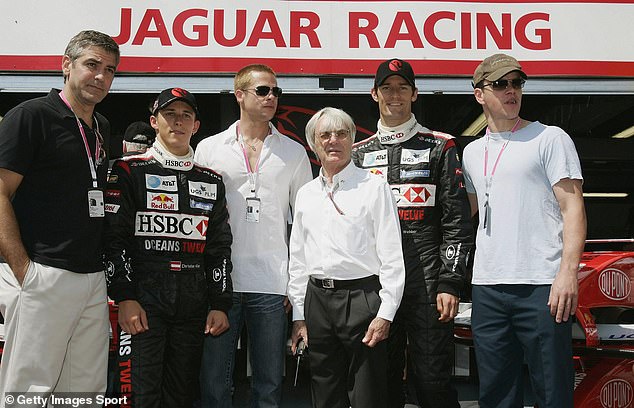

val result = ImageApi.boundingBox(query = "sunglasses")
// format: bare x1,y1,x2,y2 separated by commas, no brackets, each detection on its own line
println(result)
244,85,283,97
482,78,526,91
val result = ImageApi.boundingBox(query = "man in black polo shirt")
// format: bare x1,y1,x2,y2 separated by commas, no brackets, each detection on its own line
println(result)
0,30,119,402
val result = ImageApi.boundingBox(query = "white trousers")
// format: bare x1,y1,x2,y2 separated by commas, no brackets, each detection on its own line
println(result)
0,262,108,406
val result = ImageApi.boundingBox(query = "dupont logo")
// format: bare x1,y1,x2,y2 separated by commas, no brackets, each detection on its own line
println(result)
598,268,631,301
600,379,633,408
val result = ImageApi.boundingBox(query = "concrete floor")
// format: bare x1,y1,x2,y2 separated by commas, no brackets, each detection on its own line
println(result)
229,358,535,408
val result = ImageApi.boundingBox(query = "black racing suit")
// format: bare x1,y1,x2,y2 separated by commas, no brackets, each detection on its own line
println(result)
352,121,473,408
104,143,233,408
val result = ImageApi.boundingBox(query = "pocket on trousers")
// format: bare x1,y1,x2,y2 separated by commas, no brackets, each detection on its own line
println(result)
363,289,381,315
0,260,35,289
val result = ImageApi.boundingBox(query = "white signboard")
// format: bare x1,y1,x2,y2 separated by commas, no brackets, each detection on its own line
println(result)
0,0,632,76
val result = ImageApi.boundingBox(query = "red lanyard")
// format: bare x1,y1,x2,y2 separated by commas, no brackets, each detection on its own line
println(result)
483,118,521,179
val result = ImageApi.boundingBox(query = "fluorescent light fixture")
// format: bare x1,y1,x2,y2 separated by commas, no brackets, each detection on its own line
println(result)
612,124,634,139
462,113,487,136
583,193,629,198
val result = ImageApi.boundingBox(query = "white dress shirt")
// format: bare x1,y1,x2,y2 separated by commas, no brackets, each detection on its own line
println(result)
288,161,405,322
194,120,313,295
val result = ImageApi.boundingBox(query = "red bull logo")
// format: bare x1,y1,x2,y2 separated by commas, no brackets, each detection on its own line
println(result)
598,268,631,301
147,192,178,211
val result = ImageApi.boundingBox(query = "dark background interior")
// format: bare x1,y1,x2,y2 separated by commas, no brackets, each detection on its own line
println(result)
2,91,633,240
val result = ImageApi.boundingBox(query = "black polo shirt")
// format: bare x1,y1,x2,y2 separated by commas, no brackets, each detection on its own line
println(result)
0,89,111,273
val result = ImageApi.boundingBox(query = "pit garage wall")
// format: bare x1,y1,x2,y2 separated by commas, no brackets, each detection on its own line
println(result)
1,0,633,238
3,87,631,240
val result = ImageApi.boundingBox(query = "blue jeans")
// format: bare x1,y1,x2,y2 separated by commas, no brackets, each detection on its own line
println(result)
472,285,573,408
200,292,287,408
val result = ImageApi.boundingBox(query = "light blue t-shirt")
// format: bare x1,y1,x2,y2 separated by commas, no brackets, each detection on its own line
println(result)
462,121,583,285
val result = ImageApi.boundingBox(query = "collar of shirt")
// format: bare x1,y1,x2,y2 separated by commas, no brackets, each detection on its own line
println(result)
318,160,356,192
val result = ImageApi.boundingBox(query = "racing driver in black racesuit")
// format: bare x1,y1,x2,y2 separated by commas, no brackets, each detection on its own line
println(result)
352,59,474,408
104,88,232,408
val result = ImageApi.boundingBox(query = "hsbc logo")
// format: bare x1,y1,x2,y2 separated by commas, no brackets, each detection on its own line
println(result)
189,181,216,200
135,211,208,240
147,192,178,211
363,150,388,167
146,174,178,192
391,184,436,208
400,148,430,165
378,132,405,144
600,379,633,408
164,159,192,168
598,269,631,301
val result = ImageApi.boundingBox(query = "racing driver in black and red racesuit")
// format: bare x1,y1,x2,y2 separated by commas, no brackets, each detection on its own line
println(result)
352,59,474,408
104,88,232,408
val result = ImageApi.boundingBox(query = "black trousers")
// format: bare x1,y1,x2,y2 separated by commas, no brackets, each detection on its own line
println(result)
305,277,387,408
387,291,459,408
116,272,208,408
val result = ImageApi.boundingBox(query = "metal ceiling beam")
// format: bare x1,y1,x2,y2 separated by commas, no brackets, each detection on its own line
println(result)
1,74,634,95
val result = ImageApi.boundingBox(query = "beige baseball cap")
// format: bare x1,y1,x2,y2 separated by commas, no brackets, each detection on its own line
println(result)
473,54,527,87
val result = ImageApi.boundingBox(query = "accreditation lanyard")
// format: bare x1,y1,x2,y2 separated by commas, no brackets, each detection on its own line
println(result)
59,91,102,188
236,124,262,197
482,118,520,229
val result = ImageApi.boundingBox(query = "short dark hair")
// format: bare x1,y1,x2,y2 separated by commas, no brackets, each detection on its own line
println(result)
64,30,120,68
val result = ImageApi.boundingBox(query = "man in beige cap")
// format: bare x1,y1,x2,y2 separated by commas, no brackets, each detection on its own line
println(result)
462,53,586,408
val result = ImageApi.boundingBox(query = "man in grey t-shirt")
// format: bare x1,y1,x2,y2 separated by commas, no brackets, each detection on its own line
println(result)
462,53,586,408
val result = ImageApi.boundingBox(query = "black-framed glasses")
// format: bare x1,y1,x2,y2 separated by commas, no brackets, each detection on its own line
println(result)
244,86,283,97
482,78,526,91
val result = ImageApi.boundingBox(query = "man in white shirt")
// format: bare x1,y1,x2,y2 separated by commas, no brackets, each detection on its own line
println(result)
462,53,586,408
288,107,405,408
195,64,312,408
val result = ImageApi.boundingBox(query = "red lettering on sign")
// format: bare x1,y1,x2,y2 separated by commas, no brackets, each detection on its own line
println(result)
349,12,380,48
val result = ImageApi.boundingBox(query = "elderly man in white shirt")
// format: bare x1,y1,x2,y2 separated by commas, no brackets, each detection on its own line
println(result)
288,107,405,408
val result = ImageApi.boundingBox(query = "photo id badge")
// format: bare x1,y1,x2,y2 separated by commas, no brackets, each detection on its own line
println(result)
245,197,261,223
88,189,105,218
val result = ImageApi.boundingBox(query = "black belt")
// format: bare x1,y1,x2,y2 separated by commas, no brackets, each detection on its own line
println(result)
310,275,379,290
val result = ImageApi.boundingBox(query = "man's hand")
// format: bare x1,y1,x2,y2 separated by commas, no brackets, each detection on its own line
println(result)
436,293,459,322
205,310,229,336
118,300,149,335
291,320,308,355
362,317,390,348
548,271,578,323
